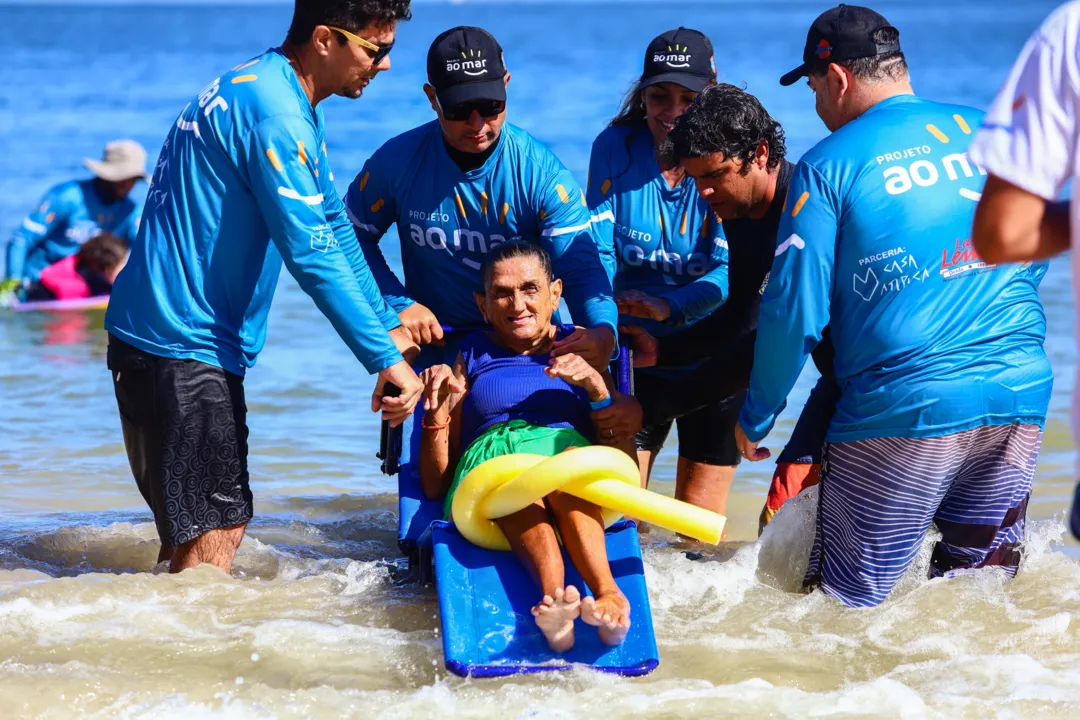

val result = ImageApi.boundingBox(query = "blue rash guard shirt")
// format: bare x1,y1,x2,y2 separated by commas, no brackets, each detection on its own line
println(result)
344,121,616,333
105,49,403,377
5,179,139,282
587,123,729,338
740,94,1052,443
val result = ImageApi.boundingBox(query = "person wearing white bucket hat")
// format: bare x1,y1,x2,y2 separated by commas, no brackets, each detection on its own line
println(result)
2,139,147,297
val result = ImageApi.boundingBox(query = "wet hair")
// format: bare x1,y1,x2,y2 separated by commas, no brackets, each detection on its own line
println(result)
480,241,554,290
809,27,908,83
286,0,412,45
665,83,786,174
77,232,128,275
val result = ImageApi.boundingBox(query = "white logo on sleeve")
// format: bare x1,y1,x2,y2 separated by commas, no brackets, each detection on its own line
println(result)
310,225,337,253
775,233,806,257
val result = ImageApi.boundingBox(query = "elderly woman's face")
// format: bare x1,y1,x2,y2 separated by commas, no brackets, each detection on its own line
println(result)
477,256,562,344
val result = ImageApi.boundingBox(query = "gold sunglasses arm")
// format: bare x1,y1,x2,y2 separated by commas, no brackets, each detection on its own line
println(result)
325,26,381,52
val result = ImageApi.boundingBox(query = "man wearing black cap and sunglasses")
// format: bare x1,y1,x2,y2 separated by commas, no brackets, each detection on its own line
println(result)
732,4,1052,608
345,26,625,546
346,26,616,369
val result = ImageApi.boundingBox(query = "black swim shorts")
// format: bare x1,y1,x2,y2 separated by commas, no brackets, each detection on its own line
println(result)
107,334,253,548
634,370,745,466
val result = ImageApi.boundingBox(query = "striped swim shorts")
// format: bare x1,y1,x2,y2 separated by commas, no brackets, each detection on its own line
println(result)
804,423,1042,608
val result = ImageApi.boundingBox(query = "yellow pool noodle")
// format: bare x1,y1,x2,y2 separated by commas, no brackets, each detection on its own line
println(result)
452,446,727,550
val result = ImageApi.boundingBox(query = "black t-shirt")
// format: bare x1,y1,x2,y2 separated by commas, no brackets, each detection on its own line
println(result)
656,160,798,366
714,159,794,338
636,160,837,425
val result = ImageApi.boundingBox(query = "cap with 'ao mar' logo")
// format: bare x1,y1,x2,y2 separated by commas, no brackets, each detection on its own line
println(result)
779,4,901,86
427,26,507,108
641,28,716,93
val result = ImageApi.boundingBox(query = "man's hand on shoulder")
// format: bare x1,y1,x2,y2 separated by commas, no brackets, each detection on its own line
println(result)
398,303,445,347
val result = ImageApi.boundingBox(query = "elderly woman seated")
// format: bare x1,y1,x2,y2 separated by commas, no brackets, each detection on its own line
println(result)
418,241,642,652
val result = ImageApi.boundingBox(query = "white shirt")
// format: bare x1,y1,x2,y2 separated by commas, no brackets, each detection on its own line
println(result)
969,0,1080,460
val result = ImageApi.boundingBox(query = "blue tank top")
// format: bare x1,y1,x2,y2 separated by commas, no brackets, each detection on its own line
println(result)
459,326,594,449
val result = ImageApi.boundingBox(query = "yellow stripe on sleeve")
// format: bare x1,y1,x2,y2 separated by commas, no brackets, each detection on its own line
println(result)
499,203,509,224
601,179,612,196
298,141,307,164
953,114,971,134
455,193,467,218
359,172,370,191
266,148,284,172
791,191,810,217
556,184,570,203
480,192,489,215
231,74,257,84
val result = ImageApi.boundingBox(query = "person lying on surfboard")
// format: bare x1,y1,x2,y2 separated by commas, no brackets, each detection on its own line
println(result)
21,231,128,302
418,240,643,652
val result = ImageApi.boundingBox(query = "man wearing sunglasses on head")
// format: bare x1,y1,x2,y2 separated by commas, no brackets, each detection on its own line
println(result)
104,0,423,577
345,26,618,372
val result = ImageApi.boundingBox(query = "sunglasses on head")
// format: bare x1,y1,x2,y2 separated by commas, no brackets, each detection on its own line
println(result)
440,99,506,122
327,26,394,65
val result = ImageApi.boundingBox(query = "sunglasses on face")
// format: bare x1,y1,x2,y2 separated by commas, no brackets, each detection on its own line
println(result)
327,26,394,65
440,99,506,122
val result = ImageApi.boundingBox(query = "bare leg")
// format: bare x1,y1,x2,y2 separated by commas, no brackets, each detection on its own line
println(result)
676,458,734,541
635,449,655,489
170,522,247,575
548,491,630,646
496,500,580,652
631,448,656,533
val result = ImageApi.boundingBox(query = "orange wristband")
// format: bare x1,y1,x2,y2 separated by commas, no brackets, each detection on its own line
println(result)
422,417,450,430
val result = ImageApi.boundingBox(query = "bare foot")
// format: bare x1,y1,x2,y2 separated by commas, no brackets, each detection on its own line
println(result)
531,585,581,653
581,591,631,646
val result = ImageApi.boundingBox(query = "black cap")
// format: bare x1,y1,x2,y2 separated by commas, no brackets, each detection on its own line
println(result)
779,4,900,86
641,28,716,93
427,27,507,108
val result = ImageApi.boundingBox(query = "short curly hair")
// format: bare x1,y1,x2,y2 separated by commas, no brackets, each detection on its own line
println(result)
286,0,411,44
665,83,786,175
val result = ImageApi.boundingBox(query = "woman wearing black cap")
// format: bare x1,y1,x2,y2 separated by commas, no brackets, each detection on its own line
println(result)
587,28,736,522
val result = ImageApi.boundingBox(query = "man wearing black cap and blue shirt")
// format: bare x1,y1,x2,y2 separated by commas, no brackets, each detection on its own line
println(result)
346,26,616,369
730,4,1052,607
345,26,625,548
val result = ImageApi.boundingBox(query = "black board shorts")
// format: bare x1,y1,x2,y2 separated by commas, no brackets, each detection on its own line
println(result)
107,334,253,548
634,370,745,466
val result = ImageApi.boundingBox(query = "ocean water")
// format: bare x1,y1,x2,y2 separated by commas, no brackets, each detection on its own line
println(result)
1,0,1079,717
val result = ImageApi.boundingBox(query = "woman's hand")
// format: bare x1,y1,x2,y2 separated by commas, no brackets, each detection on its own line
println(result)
545,353,607,400
420,364,466,420
616,289,671,321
